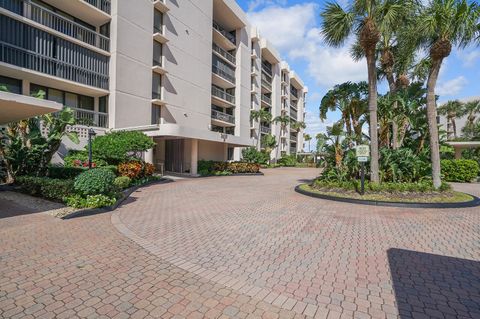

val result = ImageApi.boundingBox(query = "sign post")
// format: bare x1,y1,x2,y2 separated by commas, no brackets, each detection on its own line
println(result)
355,145,370,195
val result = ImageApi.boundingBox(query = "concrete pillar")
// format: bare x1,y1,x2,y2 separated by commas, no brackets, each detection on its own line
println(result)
145,148,154,164
22,80,30,96
190,139,198,175
455,147,462,159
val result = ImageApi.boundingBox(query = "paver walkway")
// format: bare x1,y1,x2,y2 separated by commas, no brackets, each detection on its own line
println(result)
0,168,479,319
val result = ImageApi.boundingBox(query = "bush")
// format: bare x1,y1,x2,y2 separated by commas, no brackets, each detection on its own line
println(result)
65,194,116,209
313,179,451,193
74,168,116,196
114,176,131,189
118,161,145,179
64,150,108,167
277,154,297,167
241,147,270,165
16,176,75,201
47,165,86,179
91,131,155,164
441,159,480,182
197,160,260,176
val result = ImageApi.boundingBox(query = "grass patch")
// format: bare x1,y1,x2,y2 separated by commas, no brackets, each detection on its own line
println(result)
299,184,474,203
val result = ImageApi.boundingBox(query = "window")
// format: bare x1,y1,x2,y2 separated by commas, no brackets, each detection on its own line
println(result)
30,83,98,111
30,84,47,99
151,105,161,124
65,93,78,108
154,10,163,33
99,96,108,113
48,89,63,104
153,41,163,65
227,147,234,161
78,95,94,111
0,75,22,94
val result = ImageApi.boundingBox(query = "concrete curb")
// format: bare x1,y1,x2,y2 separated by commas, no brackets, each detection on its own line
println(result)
295,184,480,209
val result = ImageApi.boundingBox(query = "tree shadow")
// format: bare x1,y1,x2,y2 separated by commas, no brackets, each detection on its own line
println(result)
0,200,50,219
387,248,480,318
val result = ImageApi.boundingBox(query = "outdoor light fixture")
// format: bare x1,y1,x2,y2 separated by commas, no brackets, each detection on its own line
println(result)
88,128,97,169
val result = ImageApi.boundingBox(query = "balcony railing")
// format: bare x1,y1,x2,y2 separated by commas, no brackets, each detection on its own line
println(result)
261,94,271,105
212,43,235,65
291,87,299,98
0,42,109,89
260,125,271,134
261,61,272,76
261,77,272,91
71,107,108,128
212,86,235,104
290,147,297,154
0,0,110,52
212,65,235,84
213,21,236,45
211,109,235,124
84,0,111,14
290,109,298,119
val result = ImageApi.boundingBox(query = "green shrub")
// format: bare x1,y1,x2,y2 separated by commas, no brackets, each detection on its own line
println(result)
74,168,116,196
64,150,108,167
91,131,155,164
277,154,297,167
16,176,75,201
197,160,260,176
65,194,116,209
225,162,260,174
114,176,131,189
241,147,270,165
441,159,480,182
312,179,451,193
47,165,86,179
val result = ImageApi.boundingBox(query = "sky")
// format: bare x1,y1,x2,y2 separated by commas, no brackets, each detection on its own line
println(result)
235,0,480,151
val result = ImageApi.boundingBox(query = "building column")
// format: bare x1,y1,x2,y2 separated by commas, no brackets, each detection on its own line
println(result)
454,147,462,159
190,139,198,175
22,80,30,96
145,138,154,164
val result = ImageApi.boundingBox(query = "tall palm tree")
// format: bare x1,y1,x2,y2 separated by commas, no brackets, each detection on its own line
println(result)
414,0,479,189
438,100,464,139
273,115,290,135
291,121,306,132
321,0,403,182
463,99,480,133
304,134,312,152
250,109,272,148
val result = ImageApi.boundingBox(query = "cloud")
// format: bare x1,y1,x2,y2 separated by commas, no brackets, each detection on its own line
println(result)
457,49,480,67
436,76,468,97
247,0,287,11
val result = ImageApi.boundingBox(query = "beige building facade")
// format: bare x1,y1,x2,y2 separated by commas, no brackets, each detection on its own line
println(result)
0,0,306,174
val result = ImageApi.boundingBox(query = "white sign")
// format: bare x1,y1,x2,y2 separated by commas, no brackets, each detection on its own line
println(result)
357,156,369,162
356,145,370,158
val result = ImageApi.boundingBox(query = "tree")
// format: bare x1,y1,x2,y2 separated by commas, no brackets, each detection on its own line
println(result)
273,115,290,135
414,0,479,188
321,0,403,182
438,100,464,139
291,121,306,132
91,131,155,164
304,134,312,152
250,109,273,148
261,134,277,164
463,99,480,134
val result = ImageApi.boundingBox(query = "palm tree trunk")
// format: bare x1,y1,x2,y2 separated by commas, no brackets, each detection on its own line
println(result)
452,118,457,139
366,52,380,183
386,74,399,149
426,59,442,189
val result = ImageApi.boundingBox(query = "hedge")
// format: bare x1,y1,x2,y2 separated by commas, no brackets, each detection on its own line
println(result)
47,165,117,179
198,160,260,176
16,176,75,202
74,168,116,196
441,159,480,182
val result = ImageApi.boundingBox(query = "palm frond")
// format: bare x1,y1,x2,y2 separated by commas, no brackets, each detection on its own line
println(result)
320,2,356,47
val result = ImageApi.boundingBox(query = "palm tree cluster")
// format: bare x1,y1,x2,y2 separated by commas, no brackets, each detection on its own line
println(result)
320,0,480,189
438,99,480,140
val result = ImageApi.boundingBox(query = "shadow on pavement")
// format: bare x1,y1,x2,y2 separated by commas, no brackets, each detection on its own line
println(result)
0,200,44,219
388,248,480,318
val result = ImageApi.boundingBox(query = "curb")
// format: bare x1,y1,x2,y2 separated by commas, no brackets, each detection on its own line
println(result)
62,178,173,219
295,185,480,209
197,172,264,178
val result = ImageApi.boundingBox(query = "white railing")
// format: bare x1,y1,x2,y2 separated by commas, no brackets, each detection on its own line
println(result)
212,43,236,65
261,94,271,105
71,107,108,128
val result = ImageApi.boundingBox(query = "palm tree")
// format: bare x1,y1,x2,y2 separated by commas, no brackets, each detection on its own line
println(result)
273,115,290,135
414,0,479,189
463,99,480,133
261,134,277,164
320,0,403,182
438,100,464,140
250,109,273,148
304,134,312,152
291,121,306,132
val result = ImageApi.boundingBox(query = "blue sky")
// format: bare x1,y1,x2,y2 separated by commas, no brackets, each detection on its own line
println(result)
236,0,480,150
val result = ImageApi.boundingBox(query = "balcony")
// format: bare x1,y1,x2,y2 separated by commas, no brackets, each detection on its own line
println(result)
212,65,235,88
261,94,271,107
152,58,167,74
0,91,63,124
260,125,271,134
152,91,166,106
153,25,168,43
84,0,111,14
261,61,272,76
290,109,298,120
212,43,236,66
211,86,235,107
290,147,297,154
212,21,236,51
152,0,168,13
261,77,272,92
211,109,235,126
71,107,108,128
1,0,110,52
0,41,109,89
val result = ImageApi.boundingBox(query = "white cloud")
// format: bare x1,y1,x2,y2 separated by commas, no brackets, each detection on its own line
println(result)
457,49,480,67
436,76,468,97
247,0,287,11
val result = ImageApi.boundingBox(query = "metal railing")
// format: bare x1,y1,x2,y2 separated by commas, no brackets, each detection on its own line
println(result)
212,65,235,84
290,109,298,119
260,125,271,134
0,0,110,52
261,77,272,91
152,91,162,100
211,86,235,104
261,94,271,105
290,147,296,154
71,107,108,128
261,61,272,76
0,42,109,89
211,109,235,124
212,43,235,65
84,0,111,14
212,21,236,45
291,87,298,98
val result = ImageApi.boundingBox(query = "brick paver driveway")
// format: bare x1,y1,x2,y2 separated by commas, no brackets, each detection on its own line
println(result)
1,168,479,319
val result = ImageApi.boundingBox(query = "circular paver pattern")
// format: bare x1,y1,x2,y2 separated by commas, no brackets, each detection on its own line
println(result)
113,168,480,318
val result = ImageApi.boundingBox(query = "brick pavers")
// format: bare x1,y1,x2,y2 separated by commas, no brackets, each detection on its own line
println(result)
0,168,479,318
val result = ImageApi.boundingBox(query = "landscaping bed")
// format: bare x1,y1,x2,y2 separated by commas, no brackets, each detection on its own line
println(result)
198,160,261,176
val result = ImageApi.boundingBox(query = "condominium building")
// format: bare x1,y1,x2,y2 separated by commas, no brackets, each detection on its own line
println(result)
0,0,306,174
